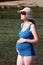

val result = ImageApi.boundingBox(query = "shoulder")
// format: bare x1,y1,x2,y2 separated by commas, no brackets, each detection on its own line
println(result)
30,22,36,30
30,23,37,32
30,22,36,28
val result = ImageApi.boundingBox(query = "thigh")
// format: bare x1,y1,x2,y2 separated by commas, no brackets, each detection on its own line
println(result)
23,56,35,65
16,55,24,65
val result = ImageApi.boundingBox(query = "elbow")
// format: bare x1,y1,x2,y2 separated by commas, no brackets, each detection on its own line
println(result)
35,38,39,43
36,39,39,43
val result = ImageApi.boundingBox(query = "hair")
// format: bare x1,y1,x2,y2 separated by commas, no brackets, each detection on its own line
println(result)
26,13,36,25
28,19,36,25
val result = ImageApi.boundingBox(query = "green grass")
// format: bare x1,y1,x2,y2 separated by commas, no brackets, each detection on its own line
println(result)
0,7,43,65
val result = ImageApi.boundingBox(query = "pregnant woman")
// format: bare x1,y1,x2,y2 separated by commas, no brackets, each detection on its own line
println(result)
16,7,39,65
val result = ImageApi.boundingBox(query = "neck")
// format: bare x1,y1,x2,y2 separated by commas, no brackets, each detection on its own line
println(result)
24,19,30,23
23,18,30,22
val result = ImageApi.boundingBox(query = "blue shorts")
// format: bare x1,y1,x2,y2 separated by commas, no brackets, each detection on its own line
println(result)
16,42,35,56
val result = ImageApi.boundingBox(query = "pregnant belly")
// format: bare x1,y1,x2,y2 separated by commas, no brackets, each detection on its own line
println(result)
16,42,32,52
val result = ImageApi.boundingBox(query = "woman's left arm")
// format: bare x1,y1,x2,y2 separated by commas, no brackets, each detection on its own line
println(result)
26,24,39,43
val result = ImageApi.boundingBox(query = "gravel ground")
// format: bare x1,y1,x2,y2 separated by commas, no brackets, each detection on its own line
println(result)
0,0,43,7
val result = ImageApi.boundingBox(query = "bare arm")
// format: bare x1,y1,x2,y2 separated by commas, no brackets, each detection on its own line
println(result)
26,24,39,43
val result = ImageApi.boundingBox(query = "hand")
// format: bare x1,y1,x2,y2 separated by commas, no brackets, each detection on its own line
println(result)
17,38,27,44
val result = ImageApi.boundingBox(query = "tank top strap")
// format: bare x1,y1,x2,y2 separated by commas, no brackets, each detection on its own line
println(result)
20,23,24,30
29,23,33,30
21,23,24,28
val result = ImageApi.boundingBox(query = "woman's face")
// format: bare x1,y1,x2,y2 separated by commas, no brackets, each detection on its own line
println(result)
20,12,27,21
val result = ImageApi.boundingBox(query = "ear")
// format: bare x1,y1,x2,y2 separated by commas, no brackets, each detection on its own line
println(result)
26,13,30,19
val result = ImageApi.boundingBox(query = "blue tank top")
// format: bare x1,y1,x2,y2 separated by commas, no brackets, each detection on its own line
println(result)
16,23,34,52
19,22,34,39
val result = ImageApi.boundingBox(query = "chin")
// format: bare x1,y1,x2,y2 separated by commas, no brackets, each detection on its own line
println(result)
21,18,24,20
21,17,25,20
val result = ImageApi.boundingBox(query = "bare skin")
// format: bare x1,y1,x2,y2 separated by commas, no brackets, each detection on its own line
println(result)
17,55,35,65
